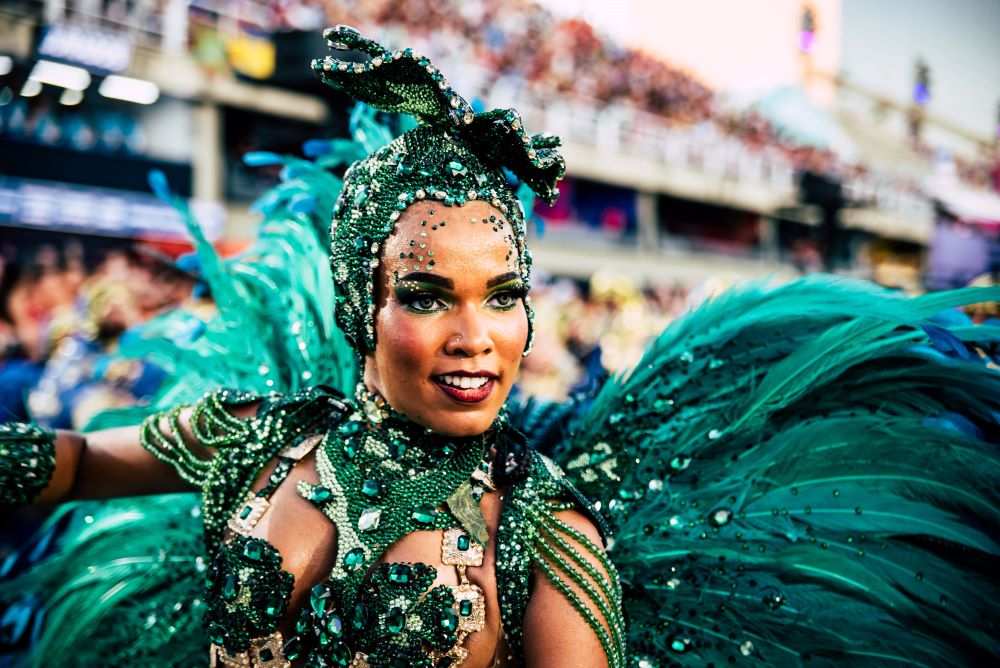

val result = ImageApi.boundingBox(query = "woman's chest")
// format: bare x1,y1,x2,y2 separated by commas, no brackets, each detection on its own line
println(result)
206,455,509,668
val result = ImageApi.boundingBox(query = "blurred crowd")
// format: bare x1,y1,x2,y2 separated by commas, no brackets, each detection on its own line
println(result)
0,242,208,428
306,0,999,196
519,273,696,400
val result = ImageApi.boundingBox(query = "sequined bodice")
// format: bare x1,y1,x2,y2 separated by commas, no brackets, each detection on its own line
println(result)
142,386,621,667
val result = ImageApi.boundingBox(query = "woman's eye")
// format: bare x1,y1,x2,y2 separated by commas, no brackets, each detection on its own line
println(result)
488,291,519,310
402,294,446,312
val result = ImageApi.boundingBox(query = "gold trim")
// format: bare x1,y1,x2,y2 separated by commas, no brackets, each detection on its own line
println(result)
227,492,271,536
441,527,484,567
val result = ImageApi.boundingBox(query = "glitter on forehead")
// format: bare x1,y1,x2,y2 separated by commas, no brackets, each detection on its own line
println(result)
316,26,565,359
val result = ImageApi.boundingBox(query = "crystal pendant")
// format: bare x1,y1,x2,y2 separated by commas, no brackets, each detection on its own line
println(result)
358,507,382,532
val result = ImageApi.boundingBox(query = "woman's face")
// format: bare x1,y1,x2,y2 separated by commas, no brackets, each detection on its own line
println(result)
364,200,529,437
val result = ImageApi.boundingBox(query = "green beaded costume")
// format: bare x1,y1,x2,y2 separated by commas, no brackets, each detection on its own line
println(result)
3,25,1000,668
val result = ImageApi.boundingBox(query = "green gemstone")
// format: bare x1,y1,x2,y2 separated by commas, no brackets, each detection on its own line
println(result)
239,505,253,520
222,574,238,601
456,533,470,551
295,615,310,634
310,583,331,615
343,547,365,570
265,593,285,617
388,563,412,584
282,636,303,660
388,439,406,459
440,607,459,632
258,648,274,662
411,503,438,525
343,440,357,459
242,540,263,561
309,486,332,503
327,614,344,638
207,622,226,644
447,159,468,177
459,599,473,616
351,603,366,630
331,641,353,666
361,478,383,498
353,186,368,207
386,606,406,634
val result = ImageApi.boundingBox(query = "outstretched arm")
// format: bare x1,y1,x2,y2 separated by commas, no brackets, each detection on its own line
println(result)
2,396,261,506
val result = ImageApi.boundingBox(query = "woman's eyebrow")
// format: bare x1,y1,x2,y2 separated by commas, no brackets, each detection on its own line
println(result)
397,272,454,289
486,272,520,289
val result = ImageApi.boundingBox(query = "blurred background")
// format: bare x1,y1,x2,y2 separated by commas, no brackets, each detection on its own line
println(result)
1,0,999,422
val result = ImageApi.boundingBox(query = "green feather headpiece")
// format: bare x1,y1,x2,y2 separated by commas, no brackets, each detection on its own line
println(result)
313,25,566,355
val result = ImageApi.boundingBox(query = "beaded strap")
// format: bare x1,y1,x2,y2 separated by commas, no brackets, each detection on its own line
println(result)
139,389,261,488
528,502,627,667
0,422,57,506
496,451,626,667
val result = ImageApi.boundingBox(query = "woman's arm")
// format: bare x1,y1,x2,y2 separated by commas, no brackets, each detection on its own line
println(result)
2,398,261,505
522,509,624,668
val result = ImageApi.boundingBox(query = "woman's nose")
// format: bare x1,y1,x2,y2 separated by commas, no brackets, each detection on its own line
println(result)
444,307,493,357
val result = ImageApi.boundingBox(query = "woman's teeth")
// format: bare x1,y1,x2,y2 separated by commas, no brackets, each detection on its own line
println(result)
437,375,490,389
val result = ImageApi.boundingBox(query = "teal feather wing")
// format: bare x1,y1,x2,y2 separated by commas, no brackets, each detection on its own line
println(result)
2,106,397,666
552,275,1000,666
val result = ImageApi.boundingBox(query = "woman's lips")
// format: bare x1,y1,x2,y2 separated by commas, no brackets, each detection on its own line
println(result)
433,378,496,404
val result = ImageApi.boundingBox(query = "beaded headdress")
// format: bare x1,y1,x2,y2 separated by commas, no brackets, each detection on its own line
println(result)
313,26,566,355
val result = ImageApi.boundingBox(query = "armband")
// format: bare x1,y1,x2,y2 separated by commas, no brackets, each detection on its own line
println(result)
0,422,57,506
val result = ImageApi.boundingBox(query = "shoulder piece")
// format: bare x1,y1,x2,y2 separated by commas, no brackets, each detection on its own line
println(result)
202,385,349,552
496,450,625,667
140,385,350,553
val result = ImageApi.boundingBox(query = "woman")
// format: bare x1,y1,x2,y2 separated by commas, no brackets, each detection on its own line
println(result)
1,27,623,668
2,26,999,668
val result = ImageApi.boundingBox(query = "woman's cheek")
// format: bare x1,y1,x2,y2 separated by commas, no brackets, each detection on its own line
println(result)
381,307,438,367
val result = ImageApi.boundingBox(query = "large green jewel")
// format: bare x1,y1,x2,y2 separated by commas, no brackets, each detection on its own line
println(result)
386,607,406,634
411,503,438,525
362,478,384,498
310,583,332,615
388,564,412,584
440,607,459,633
344,547,366,570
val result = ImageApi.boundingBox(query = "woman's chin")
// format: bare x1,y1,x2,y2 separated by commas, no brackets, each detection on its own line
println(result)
420,407,501,438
